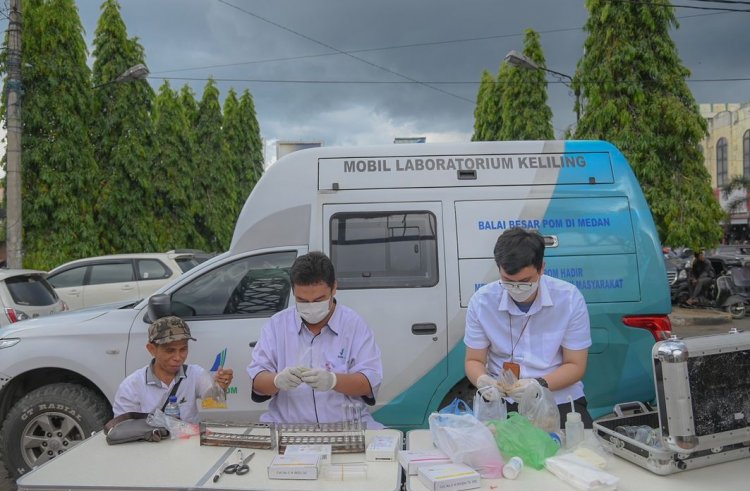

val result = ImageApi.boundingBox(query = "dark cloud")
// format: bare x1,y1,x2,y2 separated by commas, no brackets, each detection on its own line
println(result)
74,0,750,149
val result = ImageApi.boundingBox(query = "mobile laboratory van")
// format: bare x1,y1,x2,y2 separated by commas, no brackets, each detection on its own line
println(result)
0,140,671,476
220,138,670,425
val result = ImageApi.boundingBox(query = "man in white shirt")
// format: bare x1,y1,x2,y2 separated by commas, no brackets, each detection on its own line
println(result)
113,316,234,423
464,227,593,427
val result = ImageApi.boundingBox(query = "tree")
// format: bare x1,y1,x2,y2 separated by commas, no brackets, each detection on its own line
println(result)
720,175,750,241
8,0,99,269
224,89,263,215
499,29,554,140
574,0,723,249
151,80,200,250
472,70,497,141
238,89,264,191
91,0,156,253
194,78,232,251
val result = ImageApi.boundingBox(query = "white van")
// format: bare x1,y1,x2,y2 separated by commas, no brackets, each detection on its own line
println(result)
0,140,671,477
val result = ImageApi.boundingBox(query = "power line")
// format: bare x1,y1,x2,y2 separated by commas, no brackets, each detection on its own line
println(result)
609,0,750,12
215,0,473,103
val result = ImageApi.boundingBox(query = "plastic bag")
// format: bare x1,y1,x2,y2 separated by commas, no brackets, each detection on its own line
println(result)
200,370,228,409
428,412,504,478
473,388,507,422
147,409,200,439
518,382,560,432
103,412,169,445
438,398,471,415
487,412,559,469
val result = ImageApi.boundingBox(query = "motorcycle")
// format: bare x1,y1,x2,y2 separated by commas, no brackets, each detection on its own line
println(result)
675,269,747,319
728,266,750,315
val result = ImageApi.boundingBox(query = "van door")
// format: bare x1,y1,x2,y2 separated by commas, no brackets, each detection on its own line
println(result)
323,202,447,426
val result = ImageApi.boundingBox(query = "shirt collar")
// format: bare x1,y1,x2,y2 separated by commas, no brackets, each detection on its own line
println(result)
145,359,186,386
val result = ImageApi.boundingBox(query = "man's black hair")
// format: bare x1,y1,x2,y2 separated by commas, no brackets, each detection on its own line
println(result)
493,227,545,275
290,251,336,288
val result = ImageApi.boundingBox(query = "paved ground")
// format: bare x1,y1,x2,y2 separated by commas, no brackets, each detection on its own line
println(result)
0,307,742,491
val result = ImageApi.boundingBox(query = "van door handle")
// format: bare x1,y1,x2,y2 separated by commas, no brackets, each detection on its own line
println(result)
249,341,257,348
412,323,437,335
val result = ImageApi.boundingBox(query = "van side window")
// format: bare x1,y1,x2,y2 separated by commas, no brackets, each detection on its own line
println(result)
169,251,296,318
330,211,438,289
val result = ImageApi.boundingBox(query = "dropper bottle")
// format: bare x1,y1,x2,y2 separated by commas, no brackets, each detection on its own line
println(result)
564,395,584,449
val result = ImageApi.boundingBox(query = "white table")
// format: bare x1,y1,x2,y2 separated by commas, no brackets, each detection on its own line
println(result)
406,429,750,491
16,429,402,491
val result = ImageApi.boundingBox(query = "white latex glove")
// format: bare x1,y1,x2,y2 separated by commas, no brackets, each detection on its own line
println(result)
476,374,502,401
507,378,539,399
273,367,305,390
300,368,337,391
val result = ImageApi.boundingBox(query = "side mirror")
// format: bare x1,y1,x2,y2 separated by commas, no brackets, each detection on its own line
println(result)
146,294,172,323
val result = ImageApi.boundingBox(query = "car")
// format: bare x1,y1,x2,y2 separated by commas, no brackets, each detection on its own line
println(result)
0,269,67,327
46,250,210,310
706,245,750,266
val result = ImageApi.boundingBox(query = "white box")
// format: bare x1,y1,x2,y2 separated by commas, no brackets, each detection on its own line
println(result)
397,449,452,475
418,463,481,491
284,444,332,462
267,454,321,480
366,435,400,461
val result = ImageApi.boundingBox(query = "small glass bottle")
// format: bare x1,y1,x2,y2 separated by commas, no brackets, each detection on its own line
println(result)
164,395,181,420
502,456,524,479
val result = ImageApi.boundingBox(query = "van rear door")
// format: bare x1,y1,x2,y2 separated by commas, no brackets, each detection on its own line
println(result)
323,202,447,426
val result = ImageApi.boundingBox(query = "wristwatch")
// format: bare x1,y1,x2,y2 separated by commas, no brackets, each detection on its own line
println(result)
535,377,549,389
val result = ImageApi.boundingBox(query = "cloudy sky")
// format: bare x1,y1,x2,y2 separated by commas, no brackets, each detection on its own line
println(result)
68,0,750,156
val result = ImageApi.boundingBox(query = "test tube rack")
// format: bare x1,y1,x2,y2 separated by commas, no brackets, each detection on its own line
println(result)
276,422,366,454
199,422,277,449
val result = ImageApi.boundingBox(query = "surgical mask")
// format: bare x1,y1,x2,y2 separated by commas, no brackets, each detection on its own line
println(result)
296,299,331,324
501,281,539,303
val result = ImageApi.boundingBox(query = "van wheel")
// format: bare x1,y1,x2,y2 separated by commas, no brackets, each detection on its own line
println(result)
0,383,111,478
727,302,746,319
438,378,476,411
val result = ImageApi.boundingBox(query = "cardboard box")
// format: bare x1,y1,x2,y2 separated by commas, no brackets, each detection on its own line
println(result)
267,454,321,480
366,434,400,461
418,463,481,491
284,444,332,462
398,449,452,475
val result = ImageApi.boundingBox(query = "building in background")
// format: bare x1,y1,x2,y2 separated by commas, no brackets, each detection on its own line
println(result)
701,102,750,242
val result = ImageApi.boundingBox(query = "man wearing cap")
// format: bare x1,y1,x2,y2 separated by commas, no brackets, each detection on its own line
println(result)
113,316,234,423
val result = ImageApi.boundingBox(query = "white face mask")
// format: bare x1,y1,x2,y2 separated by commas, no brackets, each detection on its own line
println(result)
501,281,539,303
296,299,331,324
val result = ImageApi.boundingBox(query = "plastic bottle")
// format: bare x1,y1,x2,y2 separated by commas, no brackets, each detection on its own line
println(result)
502,456,524,479
164,395,181,420
564,396,584,449
549,431,565,449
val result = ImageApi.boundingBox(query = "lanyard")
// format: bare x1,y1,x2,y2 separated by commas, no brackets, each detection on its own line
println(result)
508,312,531,362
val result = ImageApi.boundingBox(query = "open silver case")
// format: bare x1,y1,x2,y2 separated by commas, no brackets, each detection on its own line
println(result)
594,328,750,474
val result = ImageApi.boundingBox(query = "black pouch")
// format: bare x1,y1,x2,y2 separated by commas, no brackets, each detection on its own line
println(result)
104,412,170,445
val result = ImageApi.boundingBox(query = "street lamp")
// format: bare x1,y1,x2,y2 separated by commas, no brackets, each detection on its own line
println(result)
93,63,150,89
503,50,580,123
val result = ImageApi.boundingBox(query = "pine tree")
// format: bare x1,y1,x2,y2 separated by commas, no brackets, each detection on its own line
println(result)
152,80,200,250
238,89,264,192
574,0,722,249
194,78,232,251
472,70,497,141
499,29,553,140
220,89,244,230
10,0,99,269
91,0,156,253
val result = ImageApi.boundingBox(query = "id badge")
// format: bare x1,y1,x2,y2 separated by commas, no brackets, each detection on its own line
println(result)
503,361,520,380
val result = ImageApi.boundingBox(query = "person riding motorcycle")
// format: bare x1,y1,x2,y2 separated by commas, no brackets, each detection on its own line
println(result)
687,250,714,305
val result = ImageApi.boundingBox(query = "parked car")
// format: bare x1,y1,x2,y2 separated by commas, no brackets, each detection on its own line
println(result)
0,269,67,327
706,245,750,266
46,250,210,310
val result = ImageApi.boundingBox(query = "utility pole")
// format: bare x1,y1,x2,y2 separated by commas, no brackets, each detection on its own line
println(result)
6,0,22,268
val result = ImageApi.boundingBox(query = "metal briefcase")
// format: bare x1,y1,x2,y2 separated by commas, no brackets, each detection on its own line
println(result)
594,328,750,475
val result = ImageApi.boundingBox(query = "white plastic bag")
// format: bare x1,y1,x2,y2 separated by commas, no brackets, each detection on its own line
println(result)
428,412,504,478
518,382,560,432
147,409,200,439
473,388,507,422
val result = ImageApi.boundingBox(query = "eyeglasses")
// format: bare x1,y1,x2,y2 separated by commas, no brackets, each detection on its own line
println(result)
500,281,535,293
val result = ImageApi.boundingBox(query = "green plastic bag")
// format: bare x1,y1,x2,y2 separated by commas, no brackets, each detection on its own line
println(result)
487,412,559,469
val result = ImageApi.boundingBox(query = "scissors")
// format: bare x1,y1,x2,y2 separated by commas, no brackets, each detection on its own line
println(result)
213,450,254,482
224,450,255,475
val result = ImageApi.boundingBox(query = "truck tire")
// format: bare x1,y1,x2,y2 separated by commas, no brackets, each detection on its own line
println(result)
0,383,110,478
